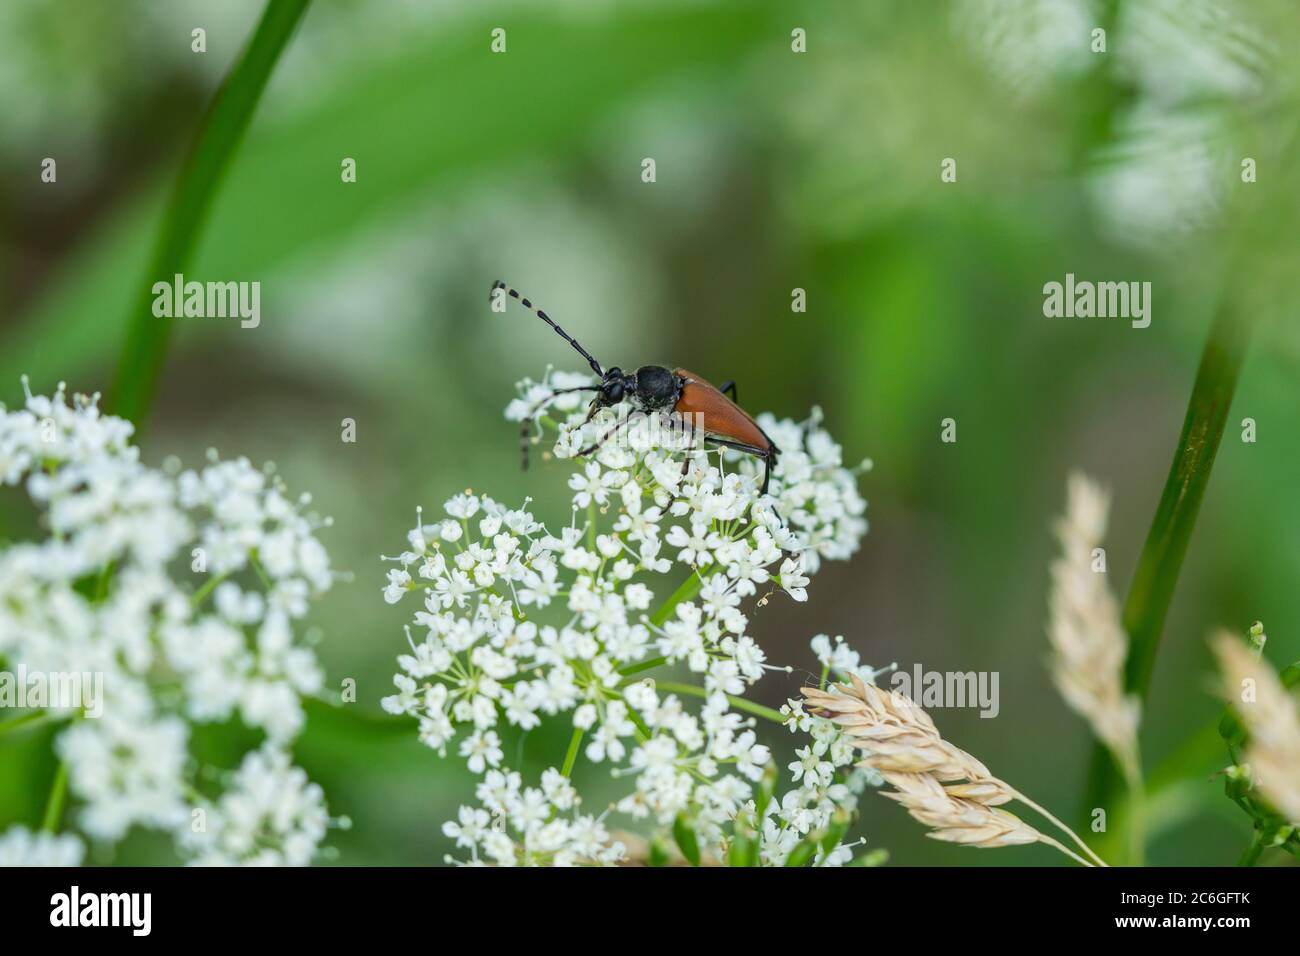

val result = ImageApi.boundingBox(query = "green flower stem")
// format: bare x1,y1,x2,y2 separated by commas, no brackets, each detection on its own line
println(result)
1086,307,1250,851
1238,829,1265,867
1125,772,1146,867
248,550,273,589
602,687,653,743
618,656,667,677
109,0,312,427
191,571,231,608
41,761,70,833
1091,719,1226,864
649,573,703,626
560,727,584,778
654,681,785,725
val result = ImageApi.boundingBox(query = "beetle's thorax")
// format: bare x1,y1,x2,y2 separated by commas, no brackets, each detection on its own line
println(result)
629,364,680,411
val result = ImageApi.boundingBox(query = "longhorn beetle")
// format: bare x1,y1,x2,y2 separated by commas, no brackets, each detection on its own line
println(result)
493,280,781,495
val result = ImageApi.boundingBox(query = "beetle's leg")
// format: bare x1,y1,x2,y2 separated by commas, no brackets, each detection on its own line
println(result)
705,437,786,534
677,413,699,483
703,436,775,495
658,413,701,510
576,410,634,459
719,380,737,401
519,385,600,470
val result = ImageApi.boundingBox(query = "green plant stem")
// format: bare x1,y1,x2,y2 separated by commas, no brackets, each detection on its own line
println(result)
1091,720,1226,864
1085,307,1250,850
191,571,231,608
649,573,703,626
249,550,273,589
560,727,584,777
654,680,785,725
1238,829,1265,867
42,761,70,833
1125,771,1145,867
109,0,311,427
618,656,667,677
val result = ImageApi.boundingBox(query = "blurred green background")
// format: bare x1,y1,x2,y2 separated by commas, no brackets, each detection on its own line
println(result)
2,0,1298,865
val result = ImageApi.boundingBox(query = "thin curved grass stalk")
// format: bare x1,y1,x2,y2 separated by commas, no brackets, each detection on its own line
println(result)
110,0,312,427
804,675,1107,867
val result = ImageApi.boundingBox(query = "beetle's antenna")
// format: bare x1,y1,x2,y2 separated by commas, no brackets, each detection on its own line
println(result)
491,280,604,376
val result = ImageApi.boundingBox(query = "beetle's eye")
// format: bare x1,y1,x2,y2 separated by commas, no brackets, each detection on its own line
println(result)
606,383,624,403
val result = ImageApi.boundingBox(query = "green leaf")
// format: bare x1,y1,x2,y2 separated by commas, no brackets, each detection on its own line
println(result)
783,835,820,867
1218,708,1247,750
726,831,757,868
110,0,312,427
753,762,777,821
850,848,889,867
41,761,69,833
818,809,852,856
648,835,670,868
1280,661,1300,688
1120,308,1249,700
672,812,701,867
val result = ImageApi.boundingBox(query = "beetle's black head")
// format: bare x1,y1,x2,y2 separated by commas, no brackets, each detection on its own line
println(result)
631,365,679,410
597,367,632,406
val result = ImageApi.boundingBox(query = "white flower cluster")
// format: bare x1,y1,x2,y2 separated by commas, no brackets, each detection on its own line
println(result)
382,370,873,865
179,746,332,866
0,380,335,865
775,695,876,865
441,767,625,866
619,674,874,866
0,825,85,867
810,632,895,686
751,633,894,866
437,644,882,869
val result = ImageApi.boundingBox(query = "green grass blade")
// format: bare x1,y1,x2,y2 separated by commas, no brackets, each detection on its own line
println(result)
109,0,311,427
1120,308,1249,697
1085,307,1250,850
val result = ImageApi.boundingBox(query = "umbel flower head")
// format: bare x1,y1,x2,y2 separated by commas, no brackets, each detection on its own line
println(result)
381,369,873,865
0,379,338,865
